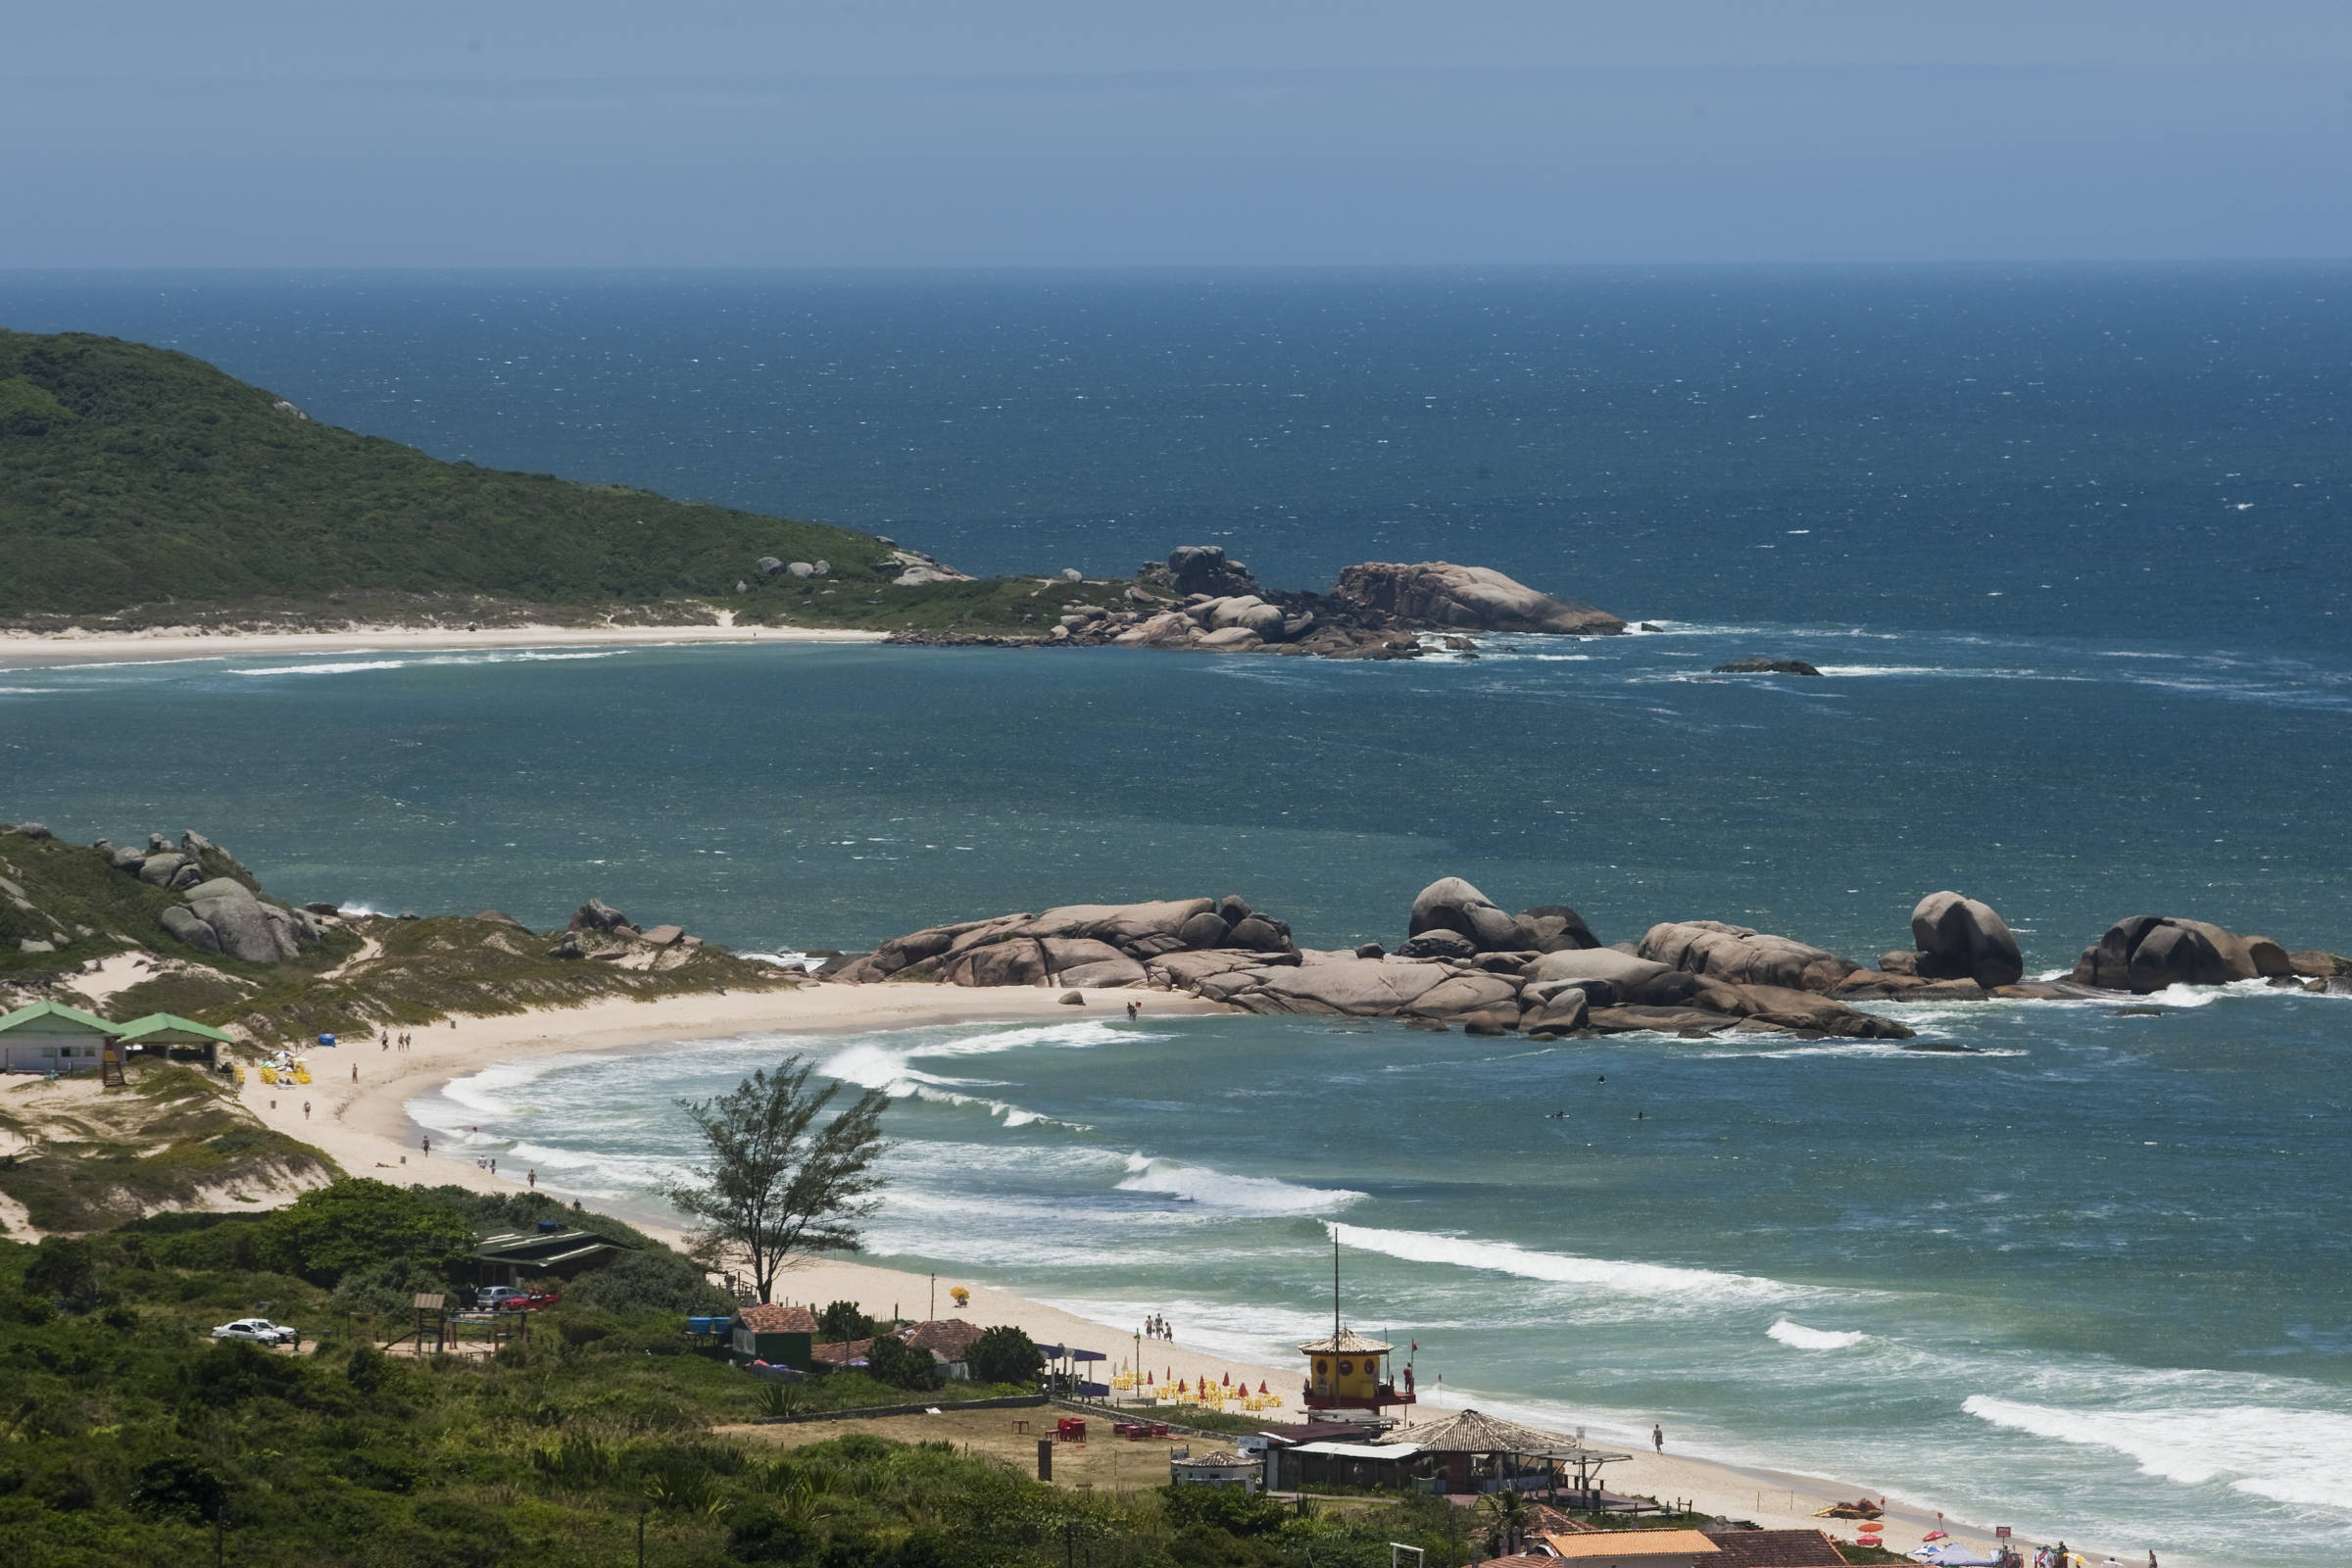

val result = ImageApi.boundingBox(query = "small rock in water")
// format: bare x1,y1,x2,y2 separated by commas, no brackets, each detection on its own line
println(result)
1900,1040,1984,1054
1711,658,1824,677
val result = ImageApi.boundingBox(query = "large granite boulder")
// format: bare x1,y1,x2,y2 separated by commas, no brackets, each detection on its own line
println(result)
837,896,1295,987
1910,892,2024,988
158,905,221,954
1639,921,1862,993
1202,957,1451,1016
570,899,631,933
1333,562,1626,636
2070,916,2292,993
1165,545,1258,598
176,877,311,963
1408,877,1520,951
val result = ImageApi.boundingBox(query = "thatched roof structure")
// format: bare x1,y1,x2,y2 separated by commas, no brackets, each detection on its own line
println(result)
1381,1407,1624,1461
1298,1327,1393,1354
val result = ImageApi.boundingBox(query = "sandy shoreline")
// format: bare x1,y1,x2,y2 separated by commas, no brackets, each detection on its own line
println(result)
237,981,2042,1561
0,621,885,667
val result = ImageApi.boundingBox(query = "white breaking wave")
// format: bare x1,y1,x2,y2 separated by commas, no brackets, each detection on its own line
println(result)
231,650,623,677
1116,1154,1362,1216
1767,1318,1867,1350
1962,1394,2352,1511
1331,1222,1794,1301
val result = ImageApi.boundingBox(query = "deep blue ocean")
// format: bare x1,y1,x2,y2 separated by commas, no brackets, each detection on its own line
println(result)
3,270,2348,1564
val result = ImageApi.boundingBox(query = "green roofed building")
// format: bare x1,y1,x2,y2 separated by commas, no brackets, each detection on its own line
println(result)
471,1226,633,1290
115,1012,235,1065
0,999,120,1074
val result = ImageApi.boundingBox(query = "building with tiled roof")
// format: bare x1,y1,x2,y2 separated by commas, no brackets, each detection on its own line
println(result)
898,1318,987,1358
1696,1531,1848,1568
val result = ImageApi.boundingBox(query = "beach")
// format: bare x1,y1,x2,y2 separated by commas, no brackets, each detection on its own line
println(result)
0,620,886,667
233,980,2029,1560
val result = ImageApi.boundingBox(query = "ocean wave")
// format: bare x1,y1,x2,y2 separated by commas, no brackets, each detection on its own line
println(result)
1767,1318,1867,1350
817,1041,1087,1128
1116,1154,1363,1216
230,650,624,677
1962,1394,2352,1511
1330,1222,1794,1301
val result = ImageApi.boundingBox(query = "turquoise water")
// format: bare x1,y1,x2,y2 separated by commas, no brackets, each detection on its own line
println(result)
7,634,2349,1566
4,269,2350,1562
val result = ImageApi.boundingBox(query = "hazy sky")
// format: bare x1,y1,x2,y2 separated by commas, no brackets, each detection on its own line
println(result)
9,2,2352,267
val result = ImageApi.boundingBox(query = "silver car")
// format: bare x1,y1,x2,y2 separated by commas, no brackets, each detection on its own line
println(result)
212,1317,299,1347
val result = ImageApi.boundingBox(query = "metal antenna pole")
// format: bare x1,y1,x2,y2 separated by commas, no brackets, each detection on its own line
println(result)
1333,1231,1342,1339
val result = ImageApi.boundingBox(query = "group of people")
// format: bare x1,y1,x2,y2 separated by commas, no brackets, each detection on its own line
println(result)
379,1029,416,1051
1144,1313,1174,1340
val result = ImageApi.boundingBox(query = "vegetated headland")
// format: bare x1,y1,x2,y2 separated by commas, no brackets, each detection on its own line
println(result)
0,329,1621,660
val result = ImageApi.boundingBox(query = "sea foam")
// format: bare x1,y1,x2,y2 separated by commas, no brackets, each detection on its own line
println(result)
1331,1222,1794,1301
1116,1154,1362,1216
1962,1395,2352,1511
1767,1318,1867,1349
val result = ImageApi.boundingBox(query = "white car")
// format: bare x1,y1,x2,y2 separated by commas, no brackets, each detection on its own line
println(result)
212,1317,299,1347
475,1287,527,1308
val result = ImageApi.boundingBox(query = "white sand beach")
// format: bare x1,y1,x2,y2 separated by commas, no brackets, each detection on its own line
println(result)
0,620,885,667
210,978,2040,1559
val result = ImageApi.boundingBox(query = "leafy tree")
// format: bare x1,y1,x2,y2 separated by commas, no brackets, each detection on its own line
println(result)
862,1334,944,1392
261,1179,475,1287
965,1324,1046,1386
23,1236,99,1311
667,1057,890,1304
817,1299,874,1344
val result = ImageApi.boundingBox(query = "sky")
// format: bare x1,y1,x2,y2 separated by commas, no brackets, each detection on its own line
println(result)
7,1,2352,268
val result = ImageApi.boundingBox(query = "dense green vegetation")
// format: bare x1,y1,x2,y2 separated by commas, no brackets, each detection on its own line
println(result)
0,1179,1484,1567
0,330,890,621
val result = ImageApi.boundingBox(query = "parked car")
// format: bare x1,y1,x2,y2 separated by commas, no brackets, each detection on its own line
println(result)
476,1286,561,1311
212,1318,299,1347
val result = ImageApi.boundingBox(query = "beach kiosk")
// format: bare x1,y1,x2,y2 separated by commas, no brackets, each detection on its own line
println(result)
114,1012,235,1069
1299,1236,1417,1414
0,1001,122,1076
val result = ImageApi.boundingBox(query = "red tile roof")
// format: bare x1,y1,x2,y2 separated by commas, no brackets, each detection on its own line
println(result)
1698,1532,1848,1568
898,1318,987,1356
737,1303,818,1333
810,1337,876,1364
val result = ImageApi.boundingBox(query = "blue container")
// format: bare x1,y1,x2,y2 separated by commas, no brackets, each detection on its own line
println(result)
318,1033,336,1049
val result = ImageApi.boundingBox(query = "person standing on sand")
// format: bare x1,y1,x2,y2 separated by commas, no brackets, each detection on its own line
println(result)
1652,1424,1664,1453
527,1170,536,1190
302,1101,311,1120
1127,1000,1140,1020
351,1063,358,1082
421,1135,431,1154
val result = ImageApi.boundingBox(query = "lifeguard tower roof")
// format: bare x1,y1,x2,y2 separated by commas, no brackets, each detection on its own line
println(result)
1298,1327,1392,1355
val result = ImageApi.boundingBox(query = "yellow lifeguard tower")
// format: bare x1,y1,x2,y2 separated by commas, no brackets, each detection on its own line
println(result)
1298,1236,1416,1414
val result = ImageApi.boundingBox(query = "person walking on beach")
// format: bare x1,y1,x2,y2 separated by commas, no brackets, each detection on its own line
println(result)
527,1169,536,1190
1652,1424,1664,1453
302,1101,312,1120
1126,1000,1140,1020
421,1135,431,1154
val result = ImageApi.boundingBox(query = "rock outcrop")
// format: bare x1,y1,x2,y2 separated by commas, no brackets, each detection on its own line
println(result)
1711,658,1823,677
2069,916,2292,993
834,881,1910,1041
896,548,1630,662
1638,921,1863,993
1908,892,2024,989
1333,562,1627,637
86,829,318,964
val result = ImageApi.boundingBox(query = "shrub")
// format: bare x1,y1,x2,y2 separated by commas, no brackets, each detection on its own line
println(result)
261,1180,474,1287
818,1298,874,1343
862,1335,944,1392
965,1324,1045,1386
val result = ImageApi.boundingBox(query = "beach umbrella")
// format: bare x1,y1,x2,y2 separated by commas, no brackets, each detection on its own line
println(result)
1146,1371,1153,1385
1222,1372,1230,1386
1257,1381,1267,1395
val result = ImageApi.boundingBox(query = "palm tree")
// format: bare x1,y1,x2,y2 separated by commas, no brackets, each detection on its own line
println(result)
1480,1488,1533,1558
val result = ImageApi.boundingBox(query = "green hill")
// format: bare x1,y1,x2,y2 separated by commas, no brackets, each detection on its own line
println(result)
0,329,900,621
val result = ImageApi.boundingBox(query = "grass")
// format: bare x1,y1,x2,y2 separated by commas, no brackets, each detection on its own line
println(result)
0,1062,337,1232
217,912,799,1044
